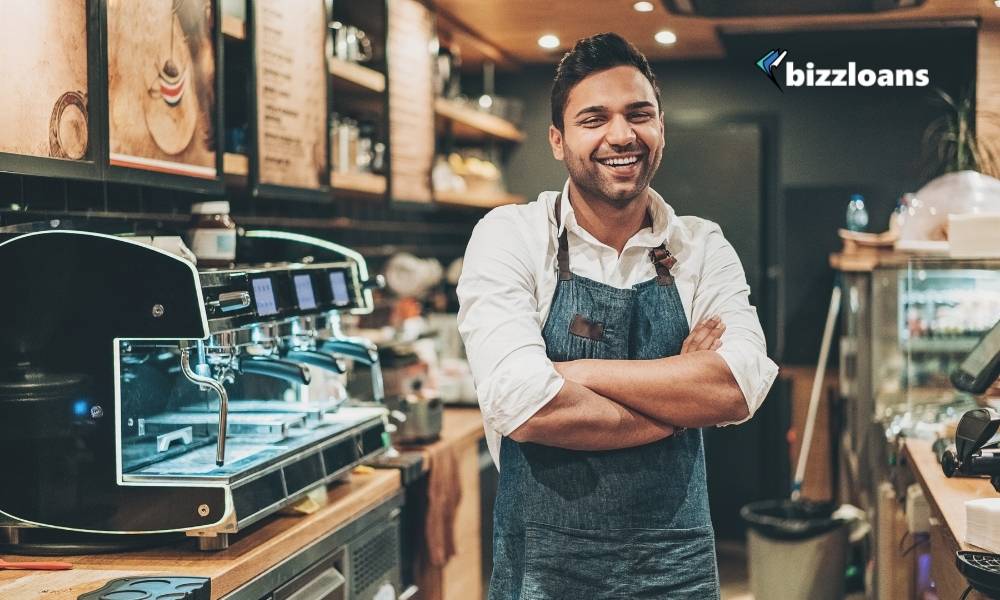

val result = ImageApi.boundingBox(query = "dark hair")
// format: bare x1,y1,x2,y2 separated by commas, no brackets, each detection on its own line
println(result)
550,33,660,131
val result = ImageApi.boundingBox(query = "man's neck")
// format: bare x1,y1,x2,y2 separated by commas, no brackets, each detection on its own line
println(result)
567,181,652,255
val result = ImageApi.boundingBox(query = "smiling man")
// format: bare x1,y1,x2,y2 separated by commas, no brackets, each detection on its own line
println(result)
457,33,778,599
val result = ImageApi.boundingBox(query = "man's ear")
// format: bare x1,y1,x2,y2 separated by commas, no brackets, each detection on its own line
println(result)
549,125,565,161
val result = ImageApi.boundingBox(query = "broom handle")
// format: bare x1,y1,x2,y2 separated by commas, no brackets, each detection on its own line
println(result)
792,284,841,501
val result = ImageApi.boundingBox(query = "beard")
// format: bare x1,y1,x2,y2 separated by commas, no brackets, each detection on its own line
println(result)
562,139,663,207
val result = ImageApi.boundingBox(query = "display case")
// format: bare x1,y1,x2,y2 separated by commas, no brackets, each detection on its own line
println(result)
837,254,1000,503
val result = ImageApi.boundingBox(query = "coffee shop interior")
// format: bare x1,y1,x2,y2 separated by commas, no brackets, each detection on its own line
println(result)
2,0,1000,599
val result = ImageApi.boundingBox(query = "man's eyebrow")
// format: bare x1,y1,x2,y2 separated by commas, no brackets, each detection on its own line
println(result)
574,105,607,118
573,101,656,119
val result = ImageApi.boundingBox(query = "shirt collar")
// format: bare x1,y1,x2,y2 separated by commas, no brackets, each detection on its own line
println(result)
553,178,675,248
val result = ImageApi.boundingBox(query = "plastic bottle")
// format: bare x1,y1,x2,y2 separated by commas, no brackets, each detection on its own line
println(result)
846,193,869,232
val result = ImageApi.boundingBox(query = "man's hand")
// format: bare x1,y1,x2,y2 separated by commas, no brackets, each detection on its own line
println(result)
554,317,725,383
681,316,725,354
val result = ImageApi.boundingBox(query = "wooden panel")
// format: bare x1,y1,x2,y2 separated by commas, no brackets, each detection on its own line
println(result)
0,469,402,600
978,23,1000,157
434,98,526,143
329,57,386,93
443,438,483,600
784,365,837,502
388,0,435,203
431,0,979,64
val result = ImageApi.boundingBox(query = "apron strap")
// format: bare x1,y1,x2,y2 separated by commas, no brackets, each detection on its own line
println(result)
555,194,572,281
555,192,676,285
649,245,677,286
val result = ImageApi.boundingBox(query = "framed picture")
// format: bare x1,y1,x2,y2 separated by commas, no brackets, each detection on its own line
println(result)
100,0,223,193
0,0,102,180
249,0,330,201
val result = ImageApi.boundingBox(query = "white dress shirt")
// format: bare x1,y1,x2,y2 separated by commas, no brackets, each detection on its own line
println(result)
457,180,779,468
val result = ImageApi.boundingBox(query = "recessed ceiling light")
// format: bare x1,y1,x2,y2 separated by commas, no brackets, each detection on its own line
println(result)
538,34,560,49
654,30,677,45
633,1,655,11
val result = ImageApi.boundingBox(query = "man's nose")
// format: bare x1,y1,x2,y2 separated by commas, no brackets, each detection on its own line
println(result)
605,115,636,147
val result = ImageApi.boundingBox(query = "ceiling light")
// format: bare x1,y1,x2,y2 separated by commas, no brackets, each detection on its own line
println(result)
633,1,655,11
654,30,677,45
538,34,560,49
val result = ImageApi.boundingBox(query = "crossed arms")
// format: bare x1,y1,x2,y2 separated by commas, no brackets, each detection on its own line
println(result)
508,318,747,450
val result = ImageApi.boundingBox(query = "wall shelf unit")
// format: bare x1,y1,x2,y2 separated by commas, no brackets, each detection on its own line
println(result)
329,58,386,93
331,171,387,196
434,98,525,143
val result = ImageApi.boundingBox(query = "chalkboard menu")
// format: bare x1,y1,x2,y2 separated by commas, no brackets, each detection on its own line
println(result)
251,0,329,200
104,0,222,192
0,1,100,180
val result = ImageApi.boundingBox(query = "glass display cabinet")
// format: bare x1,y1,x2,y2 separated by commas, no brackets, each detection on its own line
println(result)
837,254,1000,506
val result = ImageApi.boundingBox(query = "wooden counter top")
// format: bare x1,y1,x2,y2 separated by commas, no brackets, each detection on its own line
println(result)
0,468,401,600
904,439,997,549
399,406,486,472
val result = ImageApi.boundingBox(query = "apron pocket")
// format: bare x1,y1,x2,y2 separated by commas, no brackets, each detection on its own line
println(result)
521,522,719,600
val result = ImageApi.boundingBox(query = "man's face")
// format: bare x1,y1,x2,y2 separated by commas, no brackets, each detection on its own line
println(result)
550,65,664,207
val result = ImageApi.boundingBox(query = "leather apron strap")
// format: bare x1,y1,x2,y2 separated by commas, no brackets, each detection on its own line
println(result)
554,192,677,285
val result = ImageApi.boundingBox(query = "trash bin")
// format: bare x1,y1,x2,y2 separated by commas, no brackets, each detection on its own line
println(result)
741,500,850,600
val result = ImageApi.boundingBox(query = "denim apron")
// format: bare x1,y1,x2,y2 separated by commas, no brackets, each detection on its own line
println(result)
489,195,720,600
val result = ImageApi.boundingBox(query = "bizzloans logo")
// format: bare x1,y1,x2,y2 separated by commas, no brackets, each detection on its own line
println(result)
756,48,929,92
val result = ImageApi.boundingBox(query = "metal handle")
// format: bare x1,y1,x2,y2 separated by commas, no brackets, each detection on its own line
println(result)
362,273,386,290
398,585,419,600
207,291,251,314
156,426,194,453
320,339,378,365
239,356,312,385
286,349,345,374
180,349,229,466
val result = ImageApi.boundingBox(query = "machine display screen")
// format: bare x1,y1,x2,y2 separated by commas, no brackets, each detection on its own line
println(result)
293,274,316,310
329,271,351,306
252,277,278,316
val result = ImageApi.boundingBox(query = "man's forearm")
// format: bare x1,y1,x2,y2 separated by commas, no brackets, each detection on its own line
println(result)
508,379,674,450
560,351,748,428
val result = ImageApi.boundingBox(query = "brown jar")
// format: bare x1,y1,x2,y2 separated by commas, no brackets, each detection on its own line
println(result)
187,201,236,268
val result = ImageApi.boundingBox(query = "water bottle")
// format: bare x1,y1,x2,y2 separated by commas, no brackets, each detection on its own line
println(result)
846,193,869,232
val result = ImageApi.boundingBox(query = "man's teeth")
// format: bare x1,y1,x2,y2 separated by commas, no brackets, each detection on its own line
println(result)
599,156,639,166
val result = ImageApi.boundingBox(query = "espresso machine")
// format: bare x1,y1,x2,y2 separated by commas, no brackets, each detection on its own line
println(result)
0,227,388,551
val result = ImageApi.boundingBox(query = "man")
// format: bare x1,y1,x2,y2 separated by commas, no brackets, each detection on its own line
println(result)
457,33,778,599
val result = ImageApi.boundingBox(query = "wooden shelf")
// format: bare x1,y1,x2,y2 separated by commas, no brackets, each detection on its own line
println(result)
434,98,525,143
331,171,387,196
329,57,386,93
434,189,523,208
223,152,248,176
221,14,245,41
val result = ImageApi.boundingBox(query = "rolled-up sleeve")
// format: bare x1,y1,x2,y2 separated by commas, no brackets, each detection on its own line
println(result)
456,211,565,436
692,225,779,425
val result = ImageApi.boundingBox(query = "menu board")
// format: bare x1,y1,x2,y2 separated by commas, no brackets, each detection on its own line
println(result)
106,0,219,180
0,2,90,162
253,0,328,195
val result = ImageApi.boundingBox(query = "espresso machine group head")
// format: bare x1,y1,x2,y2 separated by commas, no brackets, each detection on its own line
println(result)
0,228,389,550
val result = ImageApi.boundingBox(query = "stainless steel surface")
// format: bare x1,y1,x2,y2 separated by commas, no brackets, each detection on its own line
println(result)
181,399,343,423
144,411,307,441
181,348,229,467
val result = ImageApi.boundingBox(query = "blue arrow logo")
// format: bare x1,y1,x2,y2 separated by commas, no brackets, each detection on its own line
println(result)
756,49,788,92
